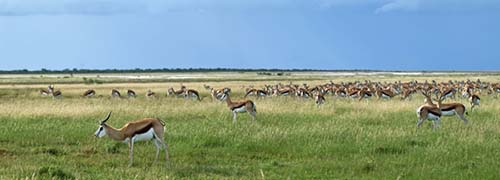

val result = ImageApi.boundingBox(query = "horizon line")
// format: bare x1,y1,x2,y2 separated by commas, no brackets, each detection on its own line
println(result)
0,68,499,74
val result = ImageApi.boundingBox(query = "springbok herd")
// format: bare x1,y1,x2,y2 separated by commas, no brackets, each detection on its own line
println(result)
35,79,500,166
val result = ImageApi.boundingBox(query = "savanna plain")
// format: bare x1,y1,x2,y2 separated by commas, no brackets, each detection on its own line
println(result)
1,72,500,179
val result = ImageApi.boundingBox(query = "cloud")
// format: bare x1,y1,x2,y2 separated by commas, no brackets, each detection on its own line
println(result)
375,0,419,14
374,0,500,14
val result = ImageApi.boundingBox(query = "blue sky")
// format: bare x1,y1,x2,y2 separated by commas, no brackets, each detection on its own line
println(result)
0,0,499,71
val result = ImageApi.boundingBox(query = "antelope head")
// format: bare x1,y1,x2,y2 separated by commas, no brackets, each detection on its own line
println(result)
95,112,112,138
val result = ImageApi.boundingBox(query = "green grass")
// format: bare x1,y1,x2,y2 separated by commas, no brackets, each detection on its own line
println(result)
1,77,500,179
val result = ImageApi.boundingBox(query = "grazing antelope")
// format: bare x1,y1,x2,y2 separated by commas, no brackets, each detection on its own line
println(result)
111,89,121,98
39,89,50,96
185,89,201,101
244,89,268,98
82,89,96,98
48,85,55,94
167,87,185,98
52,90,62,98
220,93,257,123
469,94,480,111
272,88,292,97
296,88,311,99
94,112,169,167
127,90,136,98
416,104,442,129
210,87,231,101
334,87,347,98
436,94,469,125
357,88,373,101
439,87,456,100
47,85,62,98
39,85,54,96
375,87,396,100
347,88,360,99
400,88,416,101
146,90,157,98
417,91,442,129
315,93,326,107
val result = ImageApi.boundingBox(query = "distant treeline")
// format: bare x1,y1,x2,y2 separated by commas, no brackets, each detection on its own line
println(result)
0,68,386,74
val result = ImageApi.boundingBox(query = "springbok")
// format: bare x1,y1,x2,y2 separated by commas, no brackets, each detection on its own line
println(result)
185,89,201,101
167,87,185,98
416,91,442,129
315,93,326,107
127,90,136,98
357,88,373,101
111,89,121,98
52,91,62,98
244,89,268,98
439,87,456,100
146,90,157,98
469,94,480,111
94,112,169,167
375,87,396,100
210,87,231,101
82,89,96,98
436,94,469,125
40,89,50,96
50,85,62,98
272,88,292,97
220,93,257,123
400,88,416,101
39,85,53,96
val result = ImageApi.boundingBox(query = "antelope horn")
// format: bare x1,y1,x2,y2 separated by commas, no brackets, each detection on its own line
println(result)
101,111,112,124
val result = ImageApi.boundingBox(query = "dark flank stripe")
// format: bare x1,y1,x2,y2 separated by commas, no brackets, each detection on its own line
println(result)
440,105,459,112
133,123,153,136
230,103,247,111
428,109,442,116
349,91,358,96
382,91,392,97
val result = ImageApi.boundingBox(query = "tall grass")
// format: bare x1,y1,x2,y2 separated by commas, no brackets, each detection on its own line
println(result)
0,79,500,179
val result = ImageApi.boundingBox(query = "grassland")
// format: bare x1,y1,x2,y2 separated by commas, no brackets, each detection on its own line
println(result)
1,72,500,179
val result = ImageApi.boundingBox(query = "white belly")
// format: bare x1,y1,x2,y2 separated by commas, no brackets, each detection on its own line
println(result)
441,110,456,116
381,94,391,99
123,128,155,143
233,106,247,113
427,113,440,121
